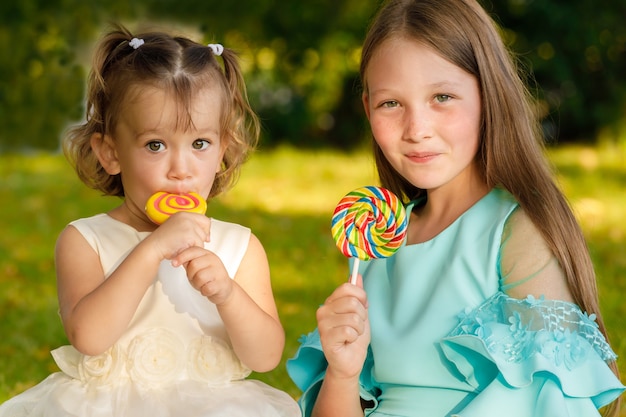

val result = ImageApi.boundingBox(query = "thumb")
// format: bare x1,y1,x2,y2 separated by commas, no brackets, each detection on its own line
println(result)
202,216,212,242
353,272,365,288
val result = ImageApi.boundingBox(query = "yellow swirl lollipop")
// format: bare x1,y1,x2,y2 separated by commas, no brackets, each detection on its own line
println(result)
145,191,207,225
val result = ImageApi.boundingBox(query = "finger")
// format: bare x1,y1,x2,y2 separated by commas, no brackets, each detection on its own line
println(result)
199,280,219,298
329,322,365,344
319,314,367,350
185,256,220,282
324,284,368,310
317,300,368,330
171,246,207,268
325,282,362,301
202,216,212,242
323,297,368,320
354,273,365,288
188,214,211,244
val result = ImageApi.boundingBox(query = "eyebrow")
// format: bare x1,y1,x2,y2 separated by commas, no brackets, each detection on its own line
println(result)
427,80,464,89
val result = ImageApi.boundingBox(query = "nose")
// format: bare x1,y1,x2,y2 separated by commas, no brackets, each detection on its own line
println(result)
404,105,432,142
167,150,192,181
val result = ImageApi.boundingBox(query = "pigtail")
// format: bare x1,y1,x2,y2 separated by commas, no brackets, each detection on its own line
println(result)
64,24,136,197
210,46,260,197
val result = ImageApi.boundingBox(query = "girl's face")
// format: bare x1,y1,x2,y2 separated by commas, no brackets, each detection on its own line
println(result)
363,37,483,194
100,85,225,229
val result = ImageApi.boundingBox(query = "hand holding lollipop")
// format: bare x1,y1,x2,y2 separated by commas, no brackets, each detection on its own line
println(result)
145,191,207,225
331,186,408,284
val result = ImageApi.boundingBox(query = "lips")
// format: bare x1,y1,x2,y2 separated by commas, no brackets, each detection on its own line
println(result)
406,151,440,162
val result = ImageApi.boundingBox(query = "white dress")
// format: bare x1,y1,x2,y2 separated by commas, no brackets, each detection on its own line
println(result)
0,214,301,417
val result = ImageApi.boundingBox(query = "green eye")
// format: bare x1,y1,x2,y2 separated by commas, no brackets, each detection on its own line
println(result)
381,100,399,108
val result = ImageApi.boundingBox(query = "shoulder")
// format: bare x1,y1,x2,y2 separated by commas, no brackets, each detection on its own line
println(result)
206,218,255,278
67,213,122,238
209,218,251,236
55,216,108,272
58,214,109,249
499,207,574,302
501,207,547,262
68,213,109,229
208,218,252,249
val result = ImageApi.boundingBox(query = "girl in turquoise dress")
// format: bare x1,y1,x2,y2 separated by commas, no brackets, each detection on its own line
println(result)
286,0,624,416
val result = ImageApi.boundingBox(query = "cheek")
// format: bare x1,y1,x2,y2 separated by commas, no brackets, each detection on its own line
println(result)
210,152,224,174
447,107,481,151
370,118,395,148
464,118,482,155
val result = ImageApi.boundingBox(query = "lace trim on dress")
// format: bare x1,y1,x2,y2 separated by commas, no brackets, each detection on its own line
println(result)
52,328,251,390
447,292,617,367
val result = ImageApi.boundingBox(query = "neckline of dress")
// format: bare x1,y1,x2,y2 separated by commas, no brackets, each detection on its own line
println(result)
403,187,501,247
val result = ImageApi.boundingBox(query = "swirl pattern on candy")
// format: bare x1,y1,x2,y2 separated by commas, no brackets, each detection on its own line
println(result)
145,191,207,225
331,186,408,263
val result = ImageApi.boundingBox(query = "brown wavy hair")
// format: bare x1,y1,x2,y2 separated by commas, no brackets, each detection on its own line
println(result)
64,23,259,198
360,0,621,414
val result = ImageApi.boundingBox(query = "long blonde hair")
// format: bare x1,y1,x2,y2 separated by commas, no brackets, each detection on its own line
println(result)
64,23,259,198
360,1,621,414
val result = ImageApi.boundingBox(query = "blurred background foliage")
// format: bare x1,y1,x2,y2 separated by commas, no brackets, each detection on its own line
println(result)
0,0,625,153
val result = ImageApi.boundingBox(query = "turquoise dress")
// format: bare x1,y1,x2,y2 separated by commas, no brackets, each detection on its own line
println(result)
287,188,624,417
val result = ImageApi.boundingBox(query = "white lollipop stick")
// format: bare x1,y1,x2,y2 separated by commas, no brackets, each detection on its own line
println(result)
350,258,360,285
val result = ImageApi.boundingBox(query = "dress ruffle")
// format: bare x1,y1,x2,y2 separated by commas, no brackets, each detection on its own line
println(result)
0,373,300,417
440,292,624,417
51,329,250,389
1,329,300,417
287,294,624,417
286,329,379,417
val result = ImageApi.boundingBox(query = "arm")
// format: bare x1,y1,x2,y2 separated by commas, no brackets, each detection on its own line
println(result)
217,233,285,372
56,212,211,356
174,233,285,372
311,277,371,417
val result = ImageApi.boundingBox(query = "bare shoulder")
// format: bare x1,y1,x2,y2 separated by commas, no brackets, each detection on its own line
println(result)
238,232,269,276
501,208,574,302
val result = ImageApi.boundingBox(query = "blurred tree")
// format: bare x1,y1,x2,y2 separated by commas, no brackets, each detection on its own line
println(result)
0,0,137,152
142,0,375,148
0,0,624,152
484,0,626,143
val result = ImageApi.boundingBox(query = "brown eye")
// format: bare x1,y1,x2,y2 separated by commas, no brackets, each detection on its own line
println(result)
192,139,210,150
146,141,164,152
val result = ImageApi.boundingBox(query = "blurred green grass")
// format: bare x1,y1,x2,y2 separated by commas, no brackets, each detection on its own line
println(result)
0,145,624,413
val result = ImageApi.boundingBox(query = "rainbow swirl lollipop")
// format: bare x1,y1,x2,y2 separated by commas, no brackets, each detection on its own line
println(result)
331,186,408,283
145,191,207,225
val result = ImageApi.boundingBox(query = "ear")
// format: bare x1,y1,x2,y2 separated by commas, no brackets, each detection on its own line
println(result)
362,92,371,121
90,133,121,175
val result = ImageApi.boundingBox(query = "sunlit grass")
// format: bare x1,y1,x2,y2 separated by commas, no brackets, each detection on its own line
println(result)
220,145,378,214
0,145,624,414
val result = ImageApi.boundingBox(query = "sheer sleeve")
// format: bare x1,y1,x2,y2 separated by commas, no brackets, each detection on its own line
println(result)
499,208,574,302
440,208,625,416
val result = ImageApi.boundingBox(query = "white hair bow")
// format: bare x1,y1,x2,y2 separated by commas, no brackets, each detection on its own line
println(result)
129,38,144,49
207,43,224,56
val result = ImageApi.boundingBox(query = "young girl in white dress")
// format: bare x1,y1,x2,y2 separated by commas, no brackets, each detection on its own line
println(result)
0,23,300,417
